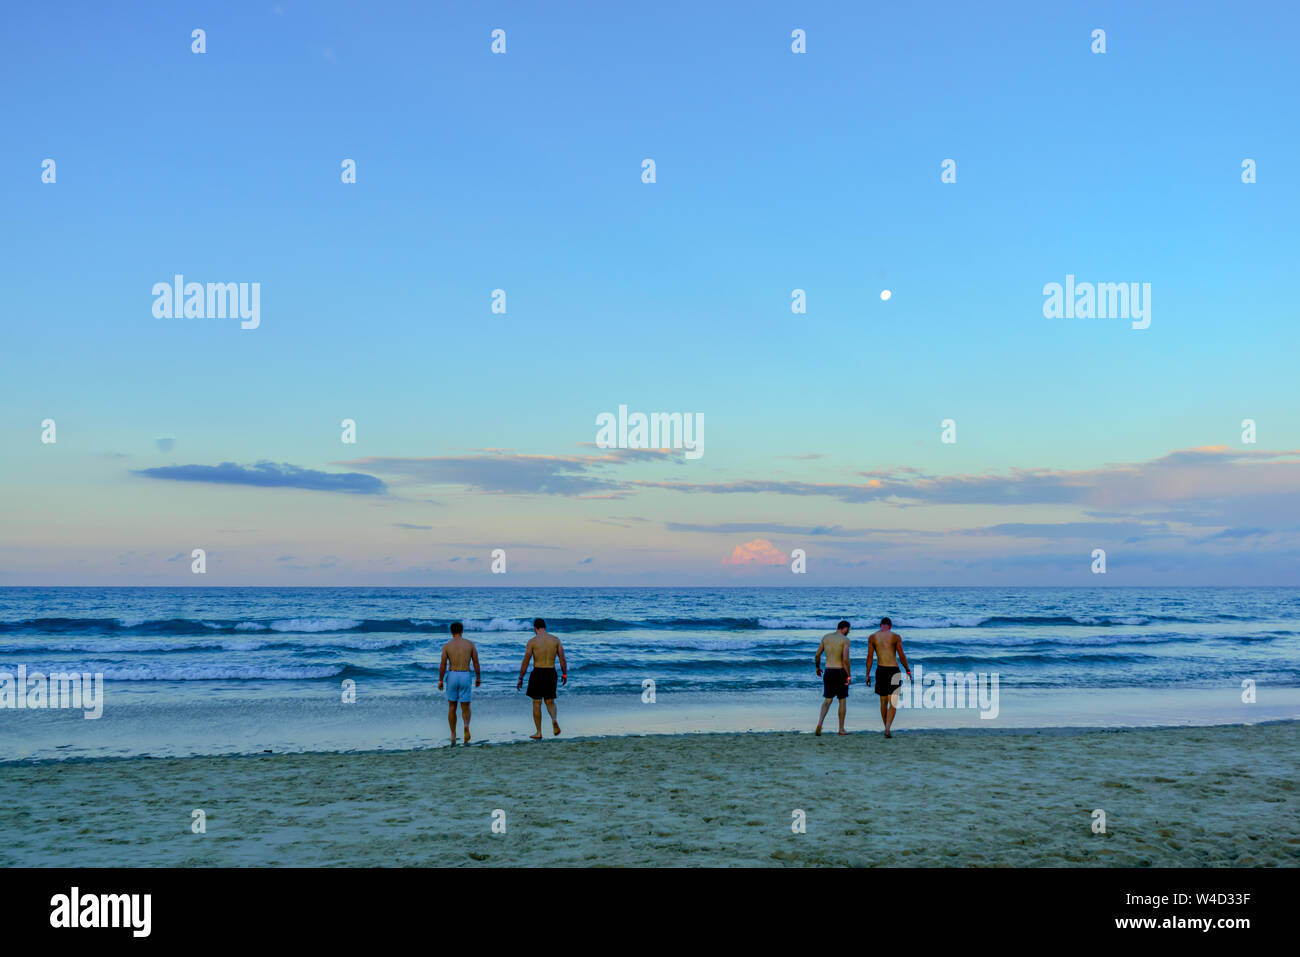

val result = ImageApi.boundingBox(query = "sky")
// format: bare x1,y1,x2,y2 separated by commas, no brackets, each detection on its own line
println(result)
2,0,1299,586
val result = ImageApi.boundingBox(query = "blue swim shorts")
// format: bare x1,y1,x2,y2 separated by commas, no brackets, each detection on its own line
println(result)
445,670,474,703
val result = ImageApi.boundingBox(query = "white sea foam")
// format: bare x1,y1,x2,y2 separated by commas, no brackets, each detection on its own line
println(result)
756,616,989,630
0,638,272,653
86,664,344,680
268,618,362,633
1072,616,1149,626
897,615,991,628
654,638,762,651
456,618,533,632
296,636,413,651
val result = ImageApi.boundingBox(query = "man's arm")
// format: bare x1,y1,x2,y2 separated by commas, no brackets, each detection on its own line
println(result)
895,635,911,677
517,640,533,689
557,641,567,684
864,639,874,678
472,645,481,686
438,646,447,688
814,637,825,676
841,639,851,683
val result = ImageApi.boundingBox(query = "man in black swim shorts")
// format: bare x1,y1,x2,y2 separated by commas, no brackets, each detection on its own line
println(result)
517,618,567,739
865,616,911,738
814,620,852,736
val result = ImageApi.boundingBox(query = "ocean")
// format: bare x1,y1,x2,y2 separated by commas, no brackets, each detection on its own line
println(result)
2,586,1298,760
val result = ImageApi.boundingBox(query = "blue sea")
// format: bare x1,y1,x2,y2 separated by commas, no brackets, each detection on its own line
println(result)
2,586,1299,760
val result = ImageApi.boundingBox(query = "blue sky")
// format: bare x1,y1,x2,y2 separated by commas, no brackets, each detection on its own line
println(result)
3,0,1298,585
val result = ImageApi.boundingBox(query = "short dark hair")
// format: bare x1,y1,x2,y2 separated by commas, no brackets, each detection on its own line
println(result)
450,622,463,636
880,617,892,627
837,620,851,631
533,618,546,630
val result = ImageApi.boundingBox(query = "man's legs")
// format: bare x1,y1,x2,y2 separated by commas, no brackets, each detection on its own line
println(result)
544,698,560,736
460,702,471,742
815,696,833,735
879,694,897,737
530,699,543,738
447,700,458,744
837,697,847,734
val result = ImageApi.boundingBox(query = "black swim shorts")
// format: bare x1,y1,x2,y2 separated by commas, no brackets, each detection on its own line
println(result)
526,666,558,700
822,667,848,700
874,665,902,697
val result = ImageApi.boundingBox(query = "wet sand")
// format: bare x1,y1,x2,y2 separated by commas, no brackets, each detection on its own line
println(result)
1,722,1296,867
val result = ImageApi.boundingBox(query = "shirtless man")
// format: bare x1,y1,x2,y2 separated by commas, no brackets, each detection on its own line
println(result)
864,617,911,738
517,618,567,739
814,620,852,735
437,622,481,744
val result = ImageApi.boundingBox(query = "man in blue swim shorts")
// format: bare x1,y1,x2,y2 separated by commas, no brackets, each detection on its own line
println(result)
438,622,481,744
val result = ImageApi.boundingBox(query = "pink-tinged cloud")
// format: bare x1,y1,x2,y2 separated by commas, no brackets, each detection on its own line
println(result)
721,539,787,566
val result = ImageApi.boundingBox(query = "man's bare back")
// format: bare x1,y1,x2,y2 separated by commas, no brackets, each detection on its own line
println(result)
442,635,476,671
527,632,561,667
868,629,899,666
818,631,850,672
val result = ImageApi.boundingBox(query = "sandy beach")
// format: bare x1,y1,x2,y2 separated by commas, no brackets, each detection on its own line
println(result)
2,721,1296,867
